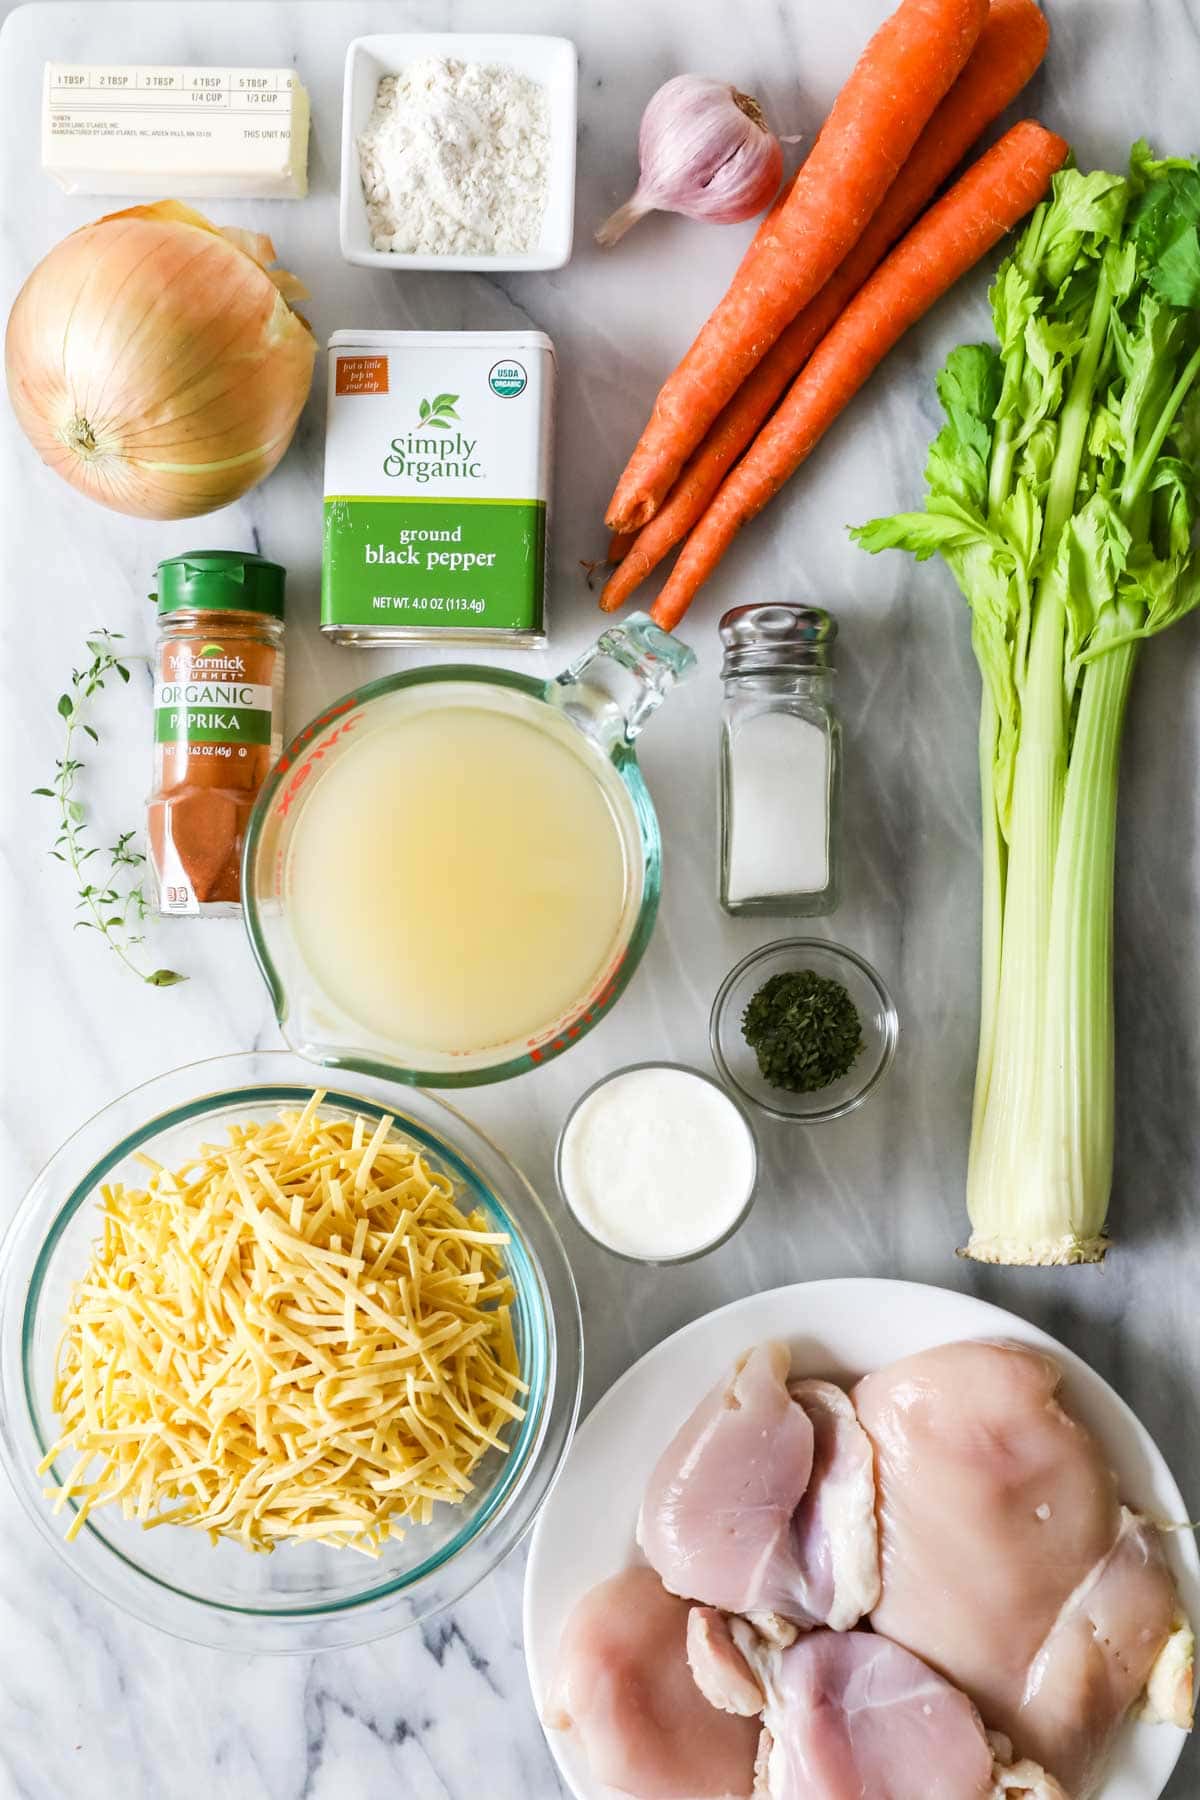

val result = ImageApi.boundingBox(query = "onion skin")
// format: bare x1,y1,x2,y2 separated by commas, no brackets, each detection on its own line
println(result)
5,202,316,520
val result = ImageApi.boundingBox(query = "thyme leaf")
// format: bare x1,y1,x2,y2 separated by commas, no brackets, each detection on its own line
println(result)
35,629,186,988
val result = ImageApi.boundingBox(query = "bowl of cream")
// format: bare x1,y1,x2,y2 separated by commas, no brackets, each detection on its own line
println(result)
555,1063,758,1264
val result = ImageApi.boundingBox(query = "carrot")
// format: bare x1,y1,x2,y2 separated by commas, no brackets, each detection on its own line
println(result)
733,171,798,276
605,0,990,534
599,0,1049,614
599,181,798,574
602,180,797,567
649,120,1070,633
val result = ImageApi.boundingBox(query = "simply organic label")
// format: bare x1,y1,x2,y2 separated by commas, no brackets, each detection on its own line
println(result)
322,337,554,636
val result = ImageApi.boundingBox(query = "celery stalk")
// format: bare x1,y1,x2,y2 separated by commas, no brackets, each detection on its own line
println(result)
969,640,1136,1262
966,596,1068,1259
971,677,1005,1157
853,148,1200,1264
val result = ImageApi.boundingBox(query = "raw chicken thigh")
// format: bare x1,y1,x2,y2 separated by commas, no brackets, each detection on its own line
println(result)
544,1566,759,1799
1016,1507,1192,1785
638,1344,879,1630
638,1344,813,1618
544,1336,1191,1800
854,1339,1194,1796
686,1612,1069,1800
787,1379,880,1632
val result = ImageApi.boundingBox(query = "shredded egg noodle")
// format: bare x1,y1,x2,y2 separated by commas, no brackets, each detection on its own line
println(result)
40,1093,526,1555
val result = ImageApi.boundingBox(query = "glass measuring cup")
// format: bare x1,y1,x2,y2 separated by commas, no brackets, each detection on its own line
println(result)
242,614,695,1086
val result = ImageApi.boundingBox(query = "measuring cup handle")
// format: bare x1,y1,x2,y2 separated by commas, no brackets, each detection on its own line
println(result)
552,612,697,749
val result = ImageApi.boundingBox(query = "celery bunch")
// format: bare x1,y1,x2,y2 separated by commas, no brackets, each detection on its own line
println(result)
854,147,1200,1264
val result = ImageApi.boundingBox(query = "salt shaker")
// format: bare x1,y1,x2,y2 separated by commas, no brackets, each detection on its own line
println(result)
718,603,841,916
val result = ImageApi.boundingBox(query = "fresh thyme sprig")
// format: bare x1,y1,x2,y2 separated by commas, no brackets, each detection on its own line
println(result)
33,630,186,988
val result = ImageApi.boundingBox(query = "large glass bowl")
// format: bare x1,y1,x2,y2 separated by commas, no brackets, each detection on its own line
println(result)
0,1052,582,1653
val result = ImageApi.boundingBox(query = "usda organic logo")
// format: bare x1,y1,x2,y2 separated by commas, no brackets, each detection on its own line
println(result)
489,360,527,399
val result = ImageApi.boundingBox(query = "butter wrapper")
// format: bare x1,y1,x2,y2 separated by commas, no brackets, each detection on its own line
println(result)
42,63,309,199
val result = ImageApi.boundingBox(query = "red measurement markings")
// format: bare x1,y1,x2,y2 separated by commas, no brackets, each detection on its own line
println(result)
276,703,360,818
526,958,627,1063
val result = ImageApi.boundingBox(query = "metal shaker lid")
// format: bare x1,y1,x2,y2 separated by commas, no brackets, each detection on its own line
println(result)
718,604,836,675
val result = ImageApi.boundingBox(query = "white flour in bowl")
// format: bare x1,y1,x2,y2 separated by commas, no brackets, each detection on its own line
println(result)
357,58,550,257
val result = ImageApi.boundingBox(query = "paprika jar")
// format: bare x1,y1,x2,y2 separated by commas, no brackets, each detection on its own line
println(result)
148,551,286,916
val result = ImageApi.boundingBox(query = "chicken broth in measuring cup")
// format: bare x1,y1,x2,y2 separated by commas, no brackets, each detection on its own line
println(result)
282,687,640,1062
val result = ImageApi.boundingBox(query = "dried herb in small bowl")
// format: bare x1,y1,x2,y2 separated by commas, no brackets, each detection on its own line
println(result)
741,968,864,1093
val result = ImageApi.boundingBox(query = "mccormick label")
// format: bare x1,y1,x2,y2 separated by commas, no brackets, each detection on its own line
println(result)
321,330,555,645
153,657,275,746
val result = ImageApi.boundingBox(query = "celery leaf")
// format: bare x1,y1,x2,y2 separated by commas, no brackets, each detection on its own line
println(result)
1130,156,1200,309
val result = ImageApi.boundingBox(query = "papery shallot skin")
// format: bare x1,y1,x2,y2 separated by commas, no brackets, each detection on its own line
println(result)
544,1566,759,1799
596,76,783,245
854,1339,1191,1795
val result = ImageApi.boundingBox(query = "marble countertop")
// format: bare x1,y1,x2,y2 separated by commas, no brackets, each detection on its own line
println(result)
1,1,1197,1796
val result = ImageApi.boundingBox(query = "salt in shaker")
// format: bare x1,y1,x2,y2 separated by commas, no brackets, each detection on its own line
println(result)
718,603,841,916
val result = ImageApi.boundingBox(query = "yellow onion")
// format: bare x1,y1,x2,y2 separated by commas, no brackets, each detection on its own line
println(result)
5,201,316,520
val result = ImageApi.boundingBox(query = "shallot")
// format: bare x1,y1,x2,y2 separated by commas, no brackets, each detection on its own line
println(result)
597,74,783,246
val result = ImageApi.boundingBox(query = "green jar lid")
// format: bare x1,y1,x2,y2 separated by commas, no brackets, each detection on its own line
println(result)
154,551,286,619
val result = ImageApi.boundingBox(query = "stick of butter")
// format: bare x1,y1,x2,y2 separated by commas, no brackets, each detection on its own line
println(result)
42,64,310,199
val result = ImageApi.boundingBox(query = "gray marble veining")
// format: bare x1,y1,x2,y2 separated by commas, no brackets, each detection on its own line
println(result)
0,1,1196,1795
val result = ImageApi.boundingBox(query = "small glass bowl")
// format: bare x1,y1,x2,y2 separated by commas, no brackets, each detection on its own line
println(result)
710,940,898,1124
0,1052,582,1653
554,1062,758,1264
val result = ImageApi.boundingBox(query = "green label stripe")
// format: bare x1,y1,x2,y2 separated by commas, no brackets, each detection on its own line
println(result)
322,497,546,632
155,707,272,746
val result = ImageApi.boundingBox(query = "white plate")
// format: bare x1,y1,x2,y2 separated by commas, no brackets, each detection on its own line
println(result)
340,34,577,271
524,1279,1198,1800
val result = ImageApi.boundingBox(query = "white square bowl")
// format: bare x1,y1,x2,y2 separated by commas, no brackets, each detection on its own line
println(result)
340,34,578,271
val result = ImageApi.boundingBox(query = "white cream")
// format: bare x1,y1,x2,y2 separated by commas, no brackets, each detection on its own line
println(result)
558,1066,756,1261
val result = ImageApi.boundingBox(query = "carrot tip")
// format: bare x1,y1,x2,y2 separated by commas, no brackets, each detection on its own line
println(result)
606,502,655,536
